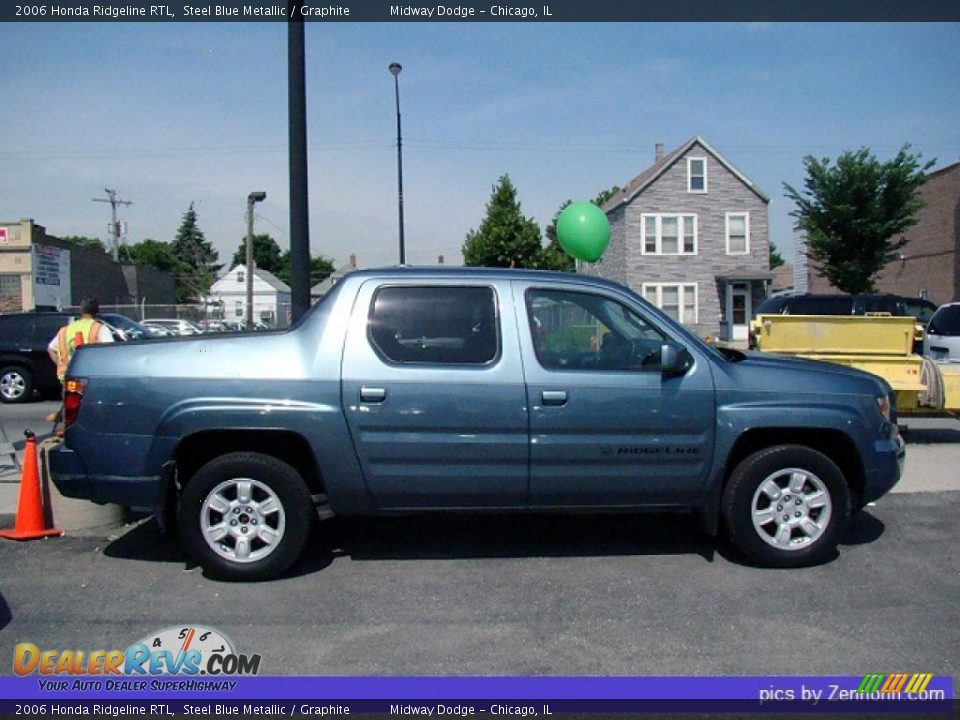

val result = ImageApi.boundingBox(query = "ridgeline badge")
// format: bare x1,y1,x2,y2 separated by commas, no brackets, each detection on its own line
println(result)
13,625,261,678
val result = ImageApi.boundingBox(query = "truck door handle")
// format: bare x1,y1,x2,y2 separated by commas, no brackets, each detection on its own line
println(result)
360,387,387,403
541,390,567,406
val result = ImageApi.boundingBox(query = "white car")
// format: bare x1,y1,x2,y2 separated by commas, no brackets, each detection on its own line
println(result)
142,318,203,336
923,303,960,362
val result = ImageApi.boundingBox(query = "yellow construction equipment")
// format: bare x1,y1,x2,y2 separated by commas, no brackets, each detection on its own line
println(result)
751,314,959,414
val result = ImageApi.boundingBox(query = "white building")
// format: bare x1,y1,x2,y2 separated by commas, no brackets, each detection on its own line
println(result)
208,264,292,328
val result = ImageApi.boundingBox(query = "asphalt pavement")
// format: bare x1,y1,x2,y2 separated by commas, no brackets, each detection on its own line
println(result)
1,401,958,677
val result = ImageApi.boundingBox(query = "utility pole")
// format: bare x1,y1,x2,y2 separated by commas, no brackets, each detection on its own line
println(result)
92,188,132,263
288,5,311,323
246,192,267,330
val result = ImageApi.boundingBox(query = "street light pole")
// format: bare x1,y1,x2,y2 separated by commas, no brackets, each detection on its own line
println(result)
389,62,405,266
246,191,267,330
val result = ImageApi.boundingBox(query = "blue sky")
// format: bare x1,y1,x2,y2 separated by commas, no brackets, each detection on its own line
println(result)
1,22,957,271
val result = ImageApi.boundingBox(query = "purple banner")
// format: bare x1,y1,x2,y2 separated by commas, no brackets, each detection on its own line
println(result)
0,676,953,711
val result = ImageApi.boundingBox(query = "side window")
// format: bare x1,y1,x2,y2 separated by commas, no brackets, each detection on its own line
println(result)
31,315,69,348
368,286,499,365
526,288,665,372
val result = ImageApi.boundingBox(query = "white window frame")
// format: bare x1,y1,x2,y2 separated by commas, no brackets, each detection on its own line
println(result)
640,213,698,256
725,212,751,255
641,282,699,325
687,157,707,193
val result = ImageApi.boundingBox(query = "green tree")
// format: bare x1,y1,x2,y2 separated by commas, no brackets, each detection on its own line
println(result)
540,200,575,272
783,145,933,293
172,203,221,303
61,236,107,253
769,242,785,270
231,234,284,274
540,185,621,272
275,251,335,287
462,174,543,268
120,239,178,274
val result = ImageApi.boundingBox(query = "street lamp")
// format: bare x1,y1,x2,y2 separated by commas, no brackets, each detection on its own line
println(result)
389,62,405,265
246,191,267,330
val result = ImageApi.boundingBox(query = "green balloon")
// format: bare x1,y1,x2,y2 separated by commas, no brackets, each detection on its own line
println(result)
556,202,611,263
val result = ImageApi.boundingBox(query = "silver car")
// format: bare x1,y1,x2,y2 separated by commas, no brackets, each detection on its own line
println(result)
923,303,960,362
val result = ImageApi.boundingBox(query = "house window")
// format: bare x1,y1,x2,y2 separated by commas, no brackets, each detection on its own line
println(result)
641,214,697,255
687,158,707,193
726,212,750,255
642,283,698,325
237,271,245,283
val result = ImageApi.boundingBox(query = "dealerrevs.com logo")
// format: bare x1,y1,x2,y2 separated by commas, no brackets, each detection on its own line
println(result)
14,625,261,678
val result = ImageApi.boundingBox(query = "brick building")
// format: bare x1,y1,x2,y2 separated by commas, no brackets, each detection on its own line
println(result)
0,218,175,312
806,160,960,305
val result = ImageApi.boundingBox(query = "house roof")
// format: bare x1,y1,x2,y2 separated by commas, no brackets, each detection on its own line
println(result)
602,136,770,213
311,260,357,296
256,268,291,293
217,264,291,293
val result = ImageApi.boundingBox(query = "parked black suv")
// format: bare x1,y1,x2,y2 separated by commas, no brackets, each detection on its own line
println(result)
754,293,909,317
0,312,74,403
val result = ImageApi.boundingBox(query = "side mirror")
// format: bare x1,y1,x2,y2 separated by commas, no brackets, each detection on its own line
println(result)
661,343,692,378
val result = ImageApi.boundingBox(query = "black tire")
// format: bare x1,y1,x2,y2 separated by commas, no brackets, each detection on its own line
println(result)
0,365,34,404
178,452,315,581
721,445,851,568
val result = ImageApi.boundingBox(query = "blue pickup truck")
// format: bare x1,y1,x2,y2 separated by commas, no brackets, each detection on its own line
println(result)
50,268,904,580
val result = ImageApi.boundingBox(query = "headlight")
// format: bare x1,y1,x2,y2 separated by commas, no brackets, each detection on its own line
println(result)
876,395,892,422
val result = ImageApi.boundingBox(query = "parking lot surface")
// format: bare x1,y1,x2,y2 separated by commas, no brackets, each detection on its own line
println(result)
1,402,958,677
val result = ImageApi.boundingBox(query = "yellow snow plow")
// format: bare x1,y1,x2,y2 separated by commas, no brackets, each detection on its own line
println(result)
751,314,960,414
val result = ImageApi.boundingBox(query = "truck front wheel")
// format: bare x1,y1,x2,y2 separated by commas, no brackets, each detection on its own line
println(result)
721,445,851,567
178,452,315,580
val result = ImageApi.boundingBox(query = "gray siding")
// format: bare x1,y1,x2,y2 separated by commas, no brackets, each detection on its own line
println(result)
589,141,770,339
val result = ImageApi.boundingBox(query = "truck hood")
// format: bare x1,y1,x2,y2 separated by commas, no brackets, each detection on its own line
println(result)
713,350,890,398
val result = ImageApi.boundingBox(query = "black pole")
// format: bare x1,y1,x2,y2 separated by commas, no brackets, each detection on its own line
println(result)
288,4,311,323
393,71,405,265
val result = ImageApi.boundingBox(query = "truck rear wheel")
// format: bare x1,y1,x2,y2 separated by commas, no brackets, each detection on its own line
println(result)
721,445,851,567
178,452,315,580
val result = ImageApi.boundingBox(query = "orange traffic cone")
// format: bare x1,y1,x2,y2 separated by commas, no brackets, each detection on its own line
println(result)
0,430,62,540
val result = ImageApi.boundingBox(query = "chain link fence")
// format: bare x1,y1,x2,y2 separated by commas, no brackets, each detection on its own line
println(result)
62,302,294,330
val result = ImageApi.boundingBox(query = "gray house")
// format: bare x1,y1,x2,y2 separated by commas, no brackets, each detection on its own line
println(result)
588,137,771,342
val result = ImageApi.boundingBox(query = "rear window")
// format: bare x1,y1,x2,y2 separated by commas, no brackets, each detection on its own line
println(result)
928,306,960,337
755,296,789,315
368,286,499,365
858,296,904,315
787,296,852,315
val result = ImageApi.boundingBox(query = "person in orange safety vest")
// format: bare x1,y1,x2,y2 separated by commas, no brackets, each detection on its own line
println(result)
46,297,114,424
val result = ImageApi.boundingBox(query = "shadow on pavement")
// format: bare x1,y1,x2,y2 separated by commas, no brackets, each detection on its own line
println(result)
0,591,11,631
903,427,960,444
841,508,886,546
103,519,189,564
102,508,886,580
315,512,715,564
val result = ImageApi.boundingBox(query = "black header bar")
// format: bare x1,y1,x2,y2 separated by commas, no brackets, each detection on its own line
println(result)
4,0,959,22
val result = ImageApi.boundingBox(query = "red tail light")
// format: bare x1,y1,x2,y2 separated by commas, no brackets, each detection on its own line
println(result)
63,378,87,428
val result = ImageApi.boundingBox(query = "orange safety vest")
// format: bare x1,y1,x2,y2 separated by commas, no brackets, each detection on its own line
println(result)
56,318,104,381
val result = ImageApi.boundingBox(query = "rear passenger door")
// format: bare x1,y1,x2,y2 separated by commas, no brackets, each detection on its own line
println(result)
341,279,529,509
